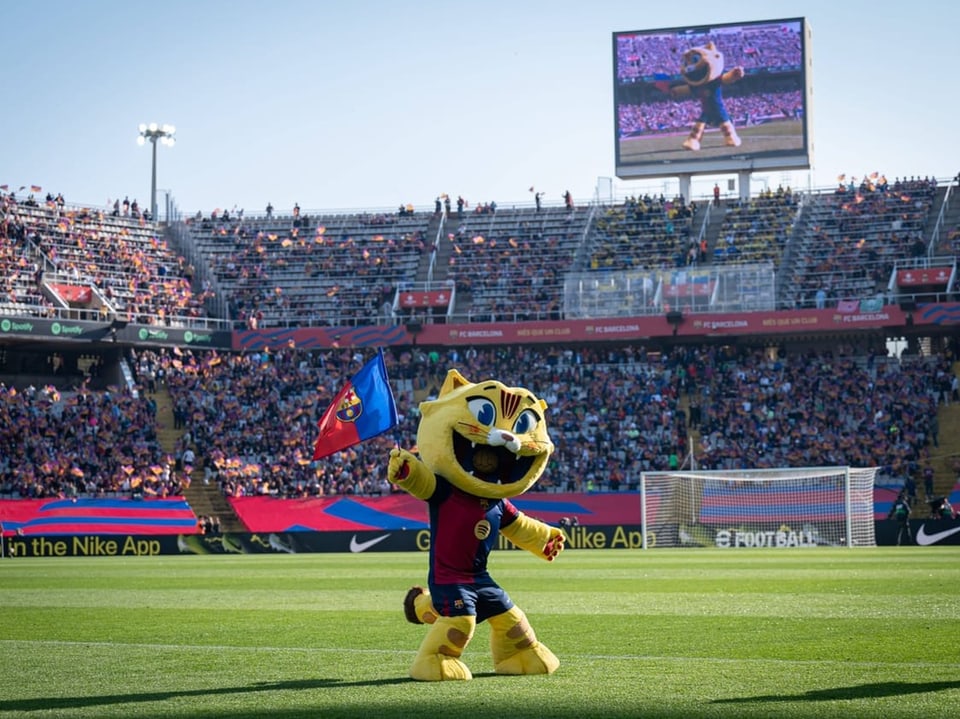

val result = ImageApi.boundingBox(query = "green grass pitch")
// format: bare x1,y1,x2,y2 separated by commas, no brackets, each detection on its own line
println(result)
1,547,958,719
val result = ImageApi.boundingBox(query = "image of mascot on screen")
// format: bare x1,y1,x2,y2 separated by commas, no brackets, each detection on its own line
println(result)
655,41,744,150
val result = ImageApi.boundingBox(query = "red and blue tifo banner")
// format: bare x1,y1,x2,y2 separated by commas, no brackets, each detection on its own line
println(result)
313,349,399,461
228,492,648,533
0,497,198,536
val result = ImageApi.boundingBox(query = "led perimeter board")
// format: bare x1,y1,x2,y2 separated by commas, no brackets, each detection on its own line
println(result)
613,17,812,179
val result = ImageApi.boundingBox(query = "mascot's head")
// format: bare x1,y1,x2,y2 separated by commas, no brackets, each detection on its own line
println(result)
680,41,725,87
416,369,554,500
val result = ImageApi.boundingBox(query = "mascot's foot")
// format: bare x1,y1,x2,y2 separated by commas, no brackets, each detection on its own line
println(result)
682,137,701,151
410,655,473,682
489,606,560,675
721,121,741,147
409,615,476,681
494,644,560,676
403,586,437,625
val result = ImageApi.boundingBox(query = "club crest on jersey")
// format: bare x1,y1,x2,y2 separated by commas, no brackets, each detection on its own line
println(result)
335,389,363,423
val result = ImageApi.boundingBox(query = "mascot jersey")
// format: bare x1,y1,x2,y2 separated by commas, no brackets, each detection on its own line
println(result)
692,78,731,126
426,476,519,619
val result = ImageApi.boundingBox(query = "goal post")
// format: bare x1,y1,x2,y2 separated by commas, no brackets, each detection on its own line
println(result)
639,467,877,549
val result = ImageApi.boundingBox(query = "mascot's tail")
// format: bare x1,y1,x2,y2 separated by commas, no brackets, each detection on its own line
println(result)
404,586,438,625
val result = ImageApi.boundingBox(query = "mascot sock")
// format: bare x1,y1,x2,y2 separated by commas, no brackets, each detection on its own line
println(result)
409,615,476,681
721,121,741,147
488,606,560,675
683,122,705,151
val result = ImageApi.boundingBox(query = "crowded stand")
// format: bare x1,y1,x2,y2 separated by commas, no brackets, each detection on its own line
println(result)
0,189,213,325
1,173,959,521
784,176,937,309
616,24,802,86
0,341,954,506
713,186,800,266
587,194,695,271
0,381,188,498
187,207,431,328
445,203,589,322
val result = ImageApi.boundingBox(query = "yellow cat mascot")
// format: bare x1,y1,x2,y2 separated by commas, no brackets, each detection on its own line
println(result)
387,369,564,681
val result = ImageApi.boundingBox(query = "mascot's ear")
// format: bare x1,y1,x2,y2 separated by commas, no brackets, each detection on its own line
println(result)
704,41,717,51
439,369,471,397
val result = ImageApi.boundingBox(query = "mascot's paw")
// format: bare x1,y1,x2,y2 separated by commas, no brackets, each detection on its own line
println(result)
494,644,560,676
682,137,701,151
543,531,564,561
387,448,413,484
724,134,742,147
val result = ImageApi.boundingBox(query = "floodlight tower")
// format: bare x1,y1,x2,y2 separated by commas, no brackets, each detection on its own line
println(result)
137,123,176,221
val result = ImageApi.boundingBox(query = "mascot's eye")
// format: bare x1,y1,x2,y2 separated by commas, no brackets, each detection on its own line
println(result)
513,409,539,435
689,52,702,63
467,397,496,426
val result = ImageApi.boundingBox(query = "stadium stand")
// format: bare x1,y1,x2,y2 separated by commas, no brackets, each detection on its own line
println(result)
185,209,431,328
2,177,959,535
782,176,938,309
1,190,215,326
443,204,590,322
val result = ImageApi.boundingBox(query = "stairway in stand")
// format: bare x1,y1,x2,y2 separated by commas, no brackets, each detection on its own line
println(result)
150,385,245,533
929,362,960,501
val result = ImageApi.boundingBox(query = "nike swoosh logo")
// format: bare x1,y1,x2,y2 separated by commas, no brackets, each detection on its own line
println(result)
915,524,960,546
349,534,391,553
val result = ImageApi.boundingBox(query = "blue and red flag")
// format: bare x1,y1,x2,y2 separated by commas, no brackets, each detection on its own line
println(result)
313,349,398,460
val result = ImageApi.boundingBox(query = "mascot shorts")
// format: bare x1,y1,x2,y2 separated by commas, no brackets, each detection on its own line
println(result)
430,580,515,622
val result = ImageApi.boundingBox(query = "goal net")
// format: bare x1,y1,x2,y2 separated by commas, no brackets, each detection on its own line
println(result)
639,467,877,549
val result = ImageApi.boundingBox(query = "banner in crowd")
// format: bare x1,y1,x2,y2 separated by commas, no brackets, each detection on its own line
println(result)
0,317,233,349
232,302,960,351
2,486,941,537
227,492,645,533
0,497,198,536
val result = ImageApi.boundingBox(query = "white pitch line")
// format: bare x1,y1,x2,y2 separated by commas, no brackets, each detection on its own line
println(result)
2,640,959,669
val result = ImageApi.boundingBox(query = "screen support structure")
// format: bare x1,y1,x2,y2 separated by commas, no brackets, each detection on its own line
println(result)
679,174,691,203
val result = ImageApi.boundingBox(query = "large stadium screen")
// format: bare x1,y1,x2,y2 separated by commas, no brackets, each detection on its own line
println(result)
613,18,812,179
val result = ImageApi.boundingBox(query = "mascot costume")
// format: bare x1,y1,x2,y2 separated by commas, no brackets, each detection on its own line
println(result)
655,40,744,151
387,369,564,681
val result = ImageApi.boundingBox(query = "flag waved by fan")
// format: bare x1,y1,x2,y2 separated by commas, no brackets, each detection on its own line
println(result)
312,349,398,461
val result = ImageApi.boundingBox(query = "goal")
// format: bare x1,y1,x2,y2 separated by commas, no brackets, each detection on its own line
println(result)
639,467,877,549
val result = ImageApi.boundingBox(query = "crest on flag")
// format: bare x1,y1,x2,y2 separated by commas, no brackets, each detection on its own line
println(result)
336,389,363,423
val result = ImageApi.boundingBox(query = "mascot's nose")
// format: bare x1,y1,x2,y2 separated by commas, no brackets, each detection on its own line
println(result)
487,429,521,454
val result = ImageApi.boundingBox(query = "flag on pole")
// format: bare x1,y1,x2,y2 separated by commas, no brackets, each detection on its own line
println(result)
313,349,398,460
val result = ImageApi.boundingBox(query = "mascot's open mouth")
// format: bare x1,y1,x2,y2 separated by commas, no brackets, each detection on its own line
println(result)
683,59,708,84
453,431,535,484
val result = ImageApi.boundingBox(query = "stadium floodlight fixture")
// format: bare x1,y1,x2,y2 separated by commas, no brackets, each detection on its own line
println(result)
137,122,176,221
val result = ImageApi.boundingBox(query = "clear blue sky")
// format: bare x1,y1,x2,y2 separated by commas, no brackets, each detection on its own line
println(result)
3,0,955,215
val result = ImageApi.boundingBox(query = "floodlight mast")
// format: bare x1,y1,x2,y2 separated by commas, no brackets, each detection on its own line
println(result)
137,123,176,221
